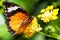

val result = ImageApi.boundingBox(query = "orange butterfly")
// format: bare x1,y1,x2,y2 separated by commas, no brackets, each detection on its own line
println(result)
3,1,34,36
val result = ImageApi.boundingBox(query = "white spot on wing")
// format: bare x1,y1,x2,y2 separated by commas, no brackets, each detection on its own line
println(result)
7,6,19,12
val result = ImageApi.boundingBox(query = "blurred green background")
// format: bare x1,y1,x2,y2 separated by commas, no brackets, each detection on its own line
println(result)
0,0,60,40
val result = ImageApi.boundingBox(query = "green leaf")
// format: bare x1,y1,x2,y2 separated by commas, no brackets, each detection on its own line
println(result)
30,33,45,40
0,14,5,26
0,0,4,6
0,25,13,40
0,0,4,13
9,0,40,13
0,13,13,40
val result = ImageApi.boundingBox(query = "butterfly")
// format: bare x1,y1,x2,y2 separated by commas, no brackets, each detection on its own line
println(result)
3,1,34,36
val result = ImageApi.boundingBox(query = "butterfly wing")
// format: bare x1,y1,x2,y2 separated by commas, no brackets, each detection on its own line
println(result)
14,16,34,36
3,1,30,34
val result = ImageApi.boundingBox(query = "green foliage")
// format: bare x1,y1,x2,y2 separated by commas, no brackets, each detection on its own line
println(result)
0,0,4,13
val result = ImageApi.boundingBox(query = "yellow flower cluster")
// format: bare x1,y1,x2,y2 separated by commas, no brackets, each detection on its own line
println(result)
24,17,42,38
38,5,59,23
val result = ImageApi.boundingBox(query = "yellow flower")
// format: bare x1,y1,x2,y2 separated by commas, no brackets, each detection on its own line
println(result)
51,16,58,20
24,17,42,38
52,9,59,15
37,5,59,23
41,9,45,13
46,5,53,10
37,14,42,18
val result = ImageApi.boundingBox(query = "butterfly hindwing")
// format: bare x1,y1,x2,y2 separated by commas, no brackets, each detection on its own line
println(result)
13,16,34,36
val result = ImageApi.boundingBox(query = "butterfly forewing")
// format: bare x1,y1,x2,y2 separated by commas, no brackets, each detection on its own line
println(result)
3,1,33,35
